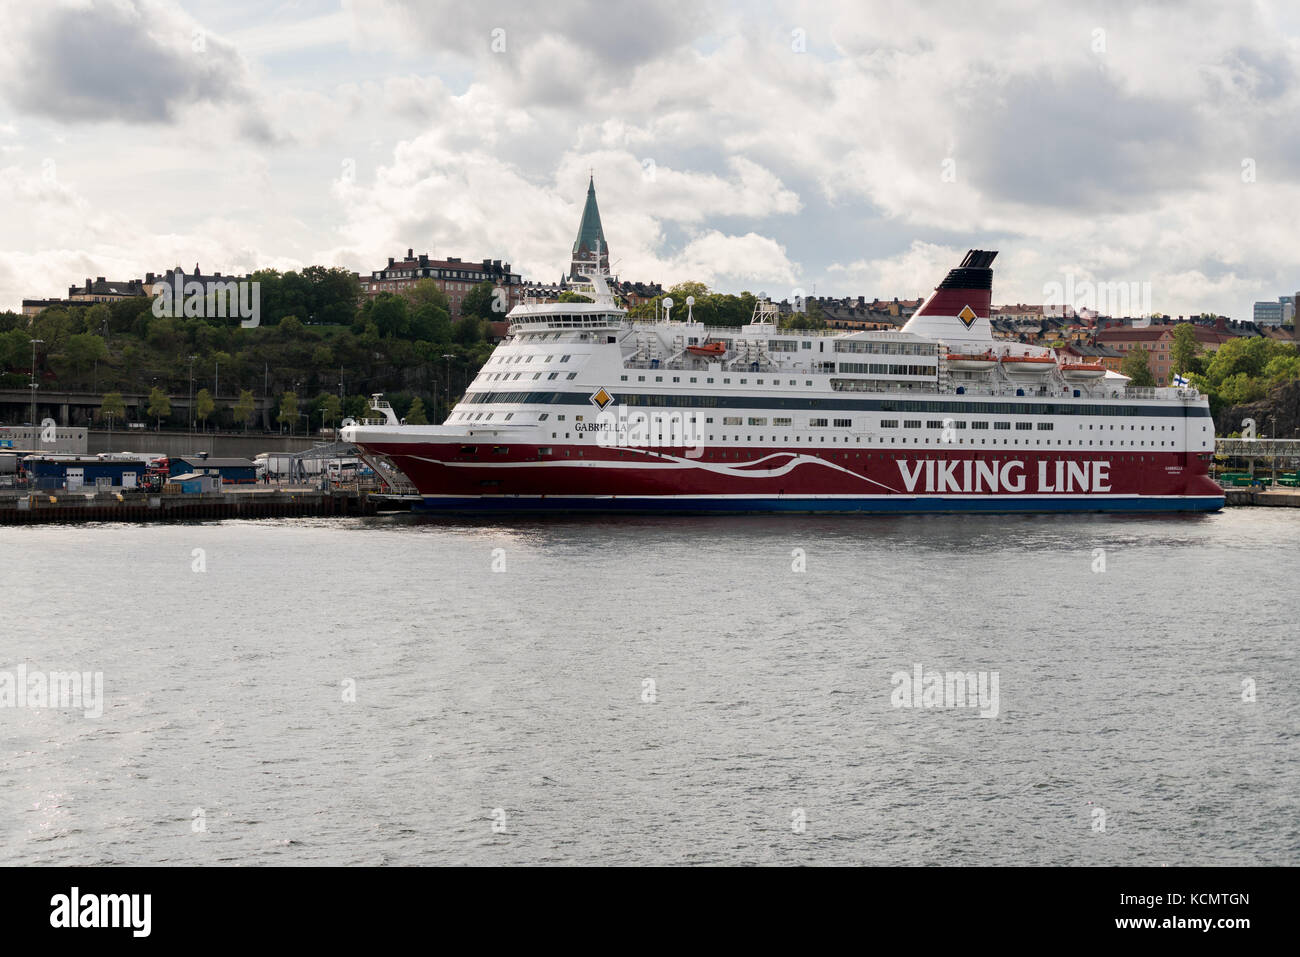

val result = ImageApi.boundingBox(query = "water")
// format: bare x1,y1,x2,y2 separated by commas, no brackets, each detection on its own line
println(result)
1,509,1296,866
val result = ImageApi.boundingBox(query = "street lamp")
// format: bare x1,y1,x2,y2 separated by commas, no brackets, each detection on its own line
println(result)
29,339,43,446
442,353,455,418
188,355,197,434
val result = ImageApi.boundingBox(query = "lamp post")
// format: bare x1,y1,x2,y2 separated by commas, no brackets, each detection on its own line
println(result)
29,338,43,446
442,353,455,418
188,355,196,434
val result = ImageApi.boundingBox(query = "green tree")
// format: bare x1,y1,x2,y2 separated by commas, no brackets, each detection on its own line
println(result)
0,328,29,370
195,387,215,431
1263,354,1300,383
233,389,256,433
453,315,484,345
462,281,502,320
278,391,299,433
146,386,171,431
408,279,452,311
558,291,593,304
84,303,111,336
1170,324,1199,376
320,393,342,432
99,391,126,429
405,396,428,424
368,294,409,338
62,332,108,377
410,301,452,342
668,281,710,301
1121,346,1156,387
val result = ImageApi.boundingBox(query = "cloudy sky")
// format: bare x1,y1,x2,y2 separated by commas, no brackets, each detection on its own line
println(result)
1,0,1298,317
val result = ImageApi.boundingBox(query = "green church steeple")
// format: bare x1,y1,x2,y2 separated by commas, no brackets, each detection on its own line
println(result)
569,175,610,279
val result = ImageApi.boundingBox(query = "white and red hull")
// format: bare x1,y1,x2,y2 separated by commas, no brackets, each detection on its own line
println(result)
354,436,1224,513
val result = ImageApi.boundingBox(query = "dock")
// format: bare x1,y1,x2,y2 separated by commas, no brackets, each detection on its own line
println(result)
0,486,415,524
1224,487,1300,508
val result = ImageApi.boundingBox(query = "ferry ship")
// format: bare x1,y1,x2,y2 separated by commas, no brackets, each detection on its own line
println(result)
342,249,1223,513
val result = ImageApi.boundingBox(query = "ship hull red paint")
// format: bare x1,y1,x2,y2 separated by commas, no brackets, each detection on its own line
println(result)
358,440,1224,513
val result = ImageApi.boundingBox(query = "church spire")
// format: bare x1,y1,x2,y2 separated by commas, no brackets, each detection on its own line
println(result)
569,174,610,279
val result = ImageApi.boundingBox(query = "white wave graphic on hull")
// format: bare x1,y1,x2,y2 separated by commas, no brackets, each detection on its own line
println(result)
411,448,902,493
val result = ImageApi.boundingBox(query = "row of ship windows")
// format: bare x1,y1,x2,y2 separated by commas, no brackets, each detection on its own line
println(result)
619,369,932,385
833,341,936,355
453,407,1204,435
622,374,818,386
491,353,574,365
458,391,1206,419
483,371,580,383
542,430,1199,449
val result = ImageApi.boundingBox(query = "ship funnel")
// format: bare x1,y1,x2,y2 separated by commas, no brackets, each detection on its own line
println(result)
900,249,997,343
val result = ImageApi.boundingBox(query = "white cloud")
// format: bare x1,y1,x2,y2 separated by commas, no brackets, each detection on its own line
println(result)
2,0,1300,318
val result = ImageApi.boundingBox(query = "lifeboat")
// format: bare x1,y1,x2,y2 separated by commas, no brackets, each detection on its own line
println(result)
686,341,727,357
946,351,998,371
1060,362,1107,380
999,354,1057,377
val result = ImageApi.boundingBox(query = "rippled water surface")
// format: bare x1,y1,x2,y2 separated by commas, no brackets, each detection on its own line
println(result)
1,509,1297,865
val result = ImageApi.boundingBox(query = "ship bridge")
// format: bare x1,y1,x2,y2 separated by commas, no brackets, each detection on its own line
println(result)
506,301,625,334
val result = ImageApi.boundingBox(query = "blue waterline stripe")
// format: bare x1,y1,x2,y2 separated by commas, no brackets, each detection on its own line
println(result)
413,495,1225,514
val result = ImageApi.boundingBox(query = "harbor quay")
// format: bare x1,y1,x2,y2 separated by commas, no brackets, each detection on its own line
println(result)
0,485,414,524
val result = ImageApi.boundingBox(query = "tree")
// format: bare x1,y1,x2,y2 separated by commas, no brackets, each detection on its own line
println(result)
410,301,452,342
462,281,502,320
100,391,126,429
233,389,256,433
84,303,111,336
453,315,484,345
405,396,428,424
278,391,299,433
558,291,593,303
1170,324,1199,376
62,332,108,377
1121,346,1156,387
0,328,29,370
319,393,342,432
408,279,451,311
368,294,409,338
146,386,171,430
195,388,215,431
668,281,710,301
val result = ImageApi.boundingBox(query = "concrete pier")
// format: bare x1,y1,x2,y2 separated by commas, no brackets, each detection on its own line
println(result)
0,487,384,524
1224,488,1300,508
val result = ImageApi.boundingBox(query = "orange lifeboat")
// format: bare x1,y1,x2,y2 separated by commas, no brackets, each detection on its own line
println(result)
687,341,727,357
999,354,1057,377
946,351,998,371
1060,362,1107,380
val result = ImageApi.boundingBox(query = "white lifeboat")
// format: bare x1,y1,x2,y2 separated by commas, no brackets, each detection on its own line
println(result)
946,351,998,371
999,354,1057,377
1060,362,1107,380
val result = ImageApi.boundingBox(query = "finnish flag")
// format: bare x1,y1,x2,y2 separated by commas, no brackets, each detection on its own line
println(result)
1173,373,1189,387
